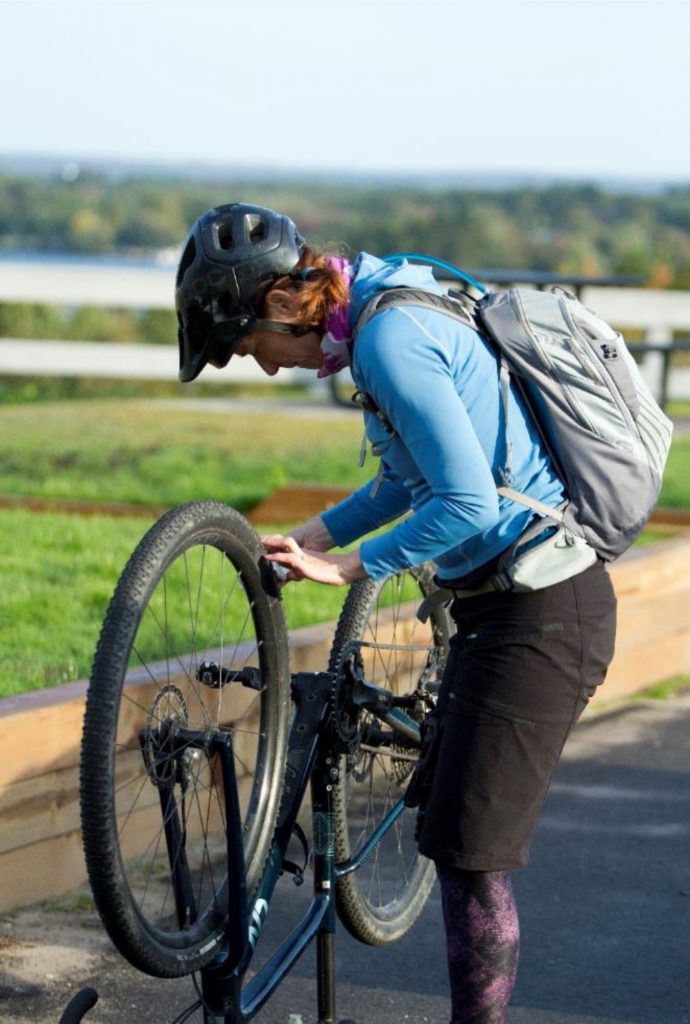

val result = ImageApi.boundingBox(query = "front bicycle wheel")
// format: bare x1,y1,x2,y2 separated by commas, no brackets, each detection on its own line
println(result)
80,502,290,978
329,565,452,945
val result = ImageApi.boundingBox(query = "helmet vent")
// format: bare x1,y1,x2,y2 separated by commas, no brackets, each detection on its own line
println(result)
217,222,234,251
246,214,266,244
176,237,196,285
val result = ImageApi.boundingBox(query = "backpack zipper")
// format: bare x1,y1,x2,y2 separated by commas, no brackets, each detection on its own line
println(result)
558,298,608,386
509,291,602,440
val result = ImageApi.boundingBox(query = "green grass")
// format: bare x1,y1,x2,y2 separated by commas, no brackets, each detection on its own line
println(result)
0,508,354,698
657,435,690,508
0,399,366,512
666,400,690,419
587,673,690,717
0,400,364,695
0,510,151,693
0,502,682,699
0,398,688,511
0,374,313,405
39,889,96,914
633,529,679,547
1,399,688,698
630,675,690,701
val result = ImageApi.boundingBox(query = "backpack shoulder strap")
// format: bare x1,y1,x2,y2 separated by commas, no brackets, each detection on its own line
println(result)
351,287,489,437
353,287,481,343
352,286,563,521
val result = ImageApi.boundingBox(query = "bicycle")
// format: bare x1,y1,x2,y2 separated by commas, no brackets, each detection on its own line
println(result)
65,500,452,1023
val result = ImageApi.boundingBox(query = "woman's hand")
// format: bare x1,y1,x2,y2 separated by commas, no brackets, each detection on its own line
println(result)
262,534,366,586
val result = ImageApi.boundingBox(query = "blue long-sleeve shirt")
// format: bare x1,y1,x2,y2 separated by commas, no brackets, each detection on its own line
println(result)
321,254,565,581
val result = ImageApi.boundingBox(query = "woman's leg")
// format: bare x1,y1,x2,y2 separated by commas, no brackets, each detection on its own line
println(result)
437,866,520,1024
418,563,616,1022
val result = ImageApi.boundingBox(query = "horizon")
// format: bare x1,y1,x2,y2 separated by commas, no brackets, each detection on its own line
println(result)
0,151,687,194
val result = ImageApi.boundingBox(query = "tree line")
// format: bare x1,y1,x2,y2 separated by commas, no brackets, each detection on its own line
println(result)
1,172,690,288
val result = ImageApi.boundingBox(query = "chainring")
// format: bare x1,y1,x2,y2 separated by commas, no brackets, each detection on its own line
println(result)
331,670,362,754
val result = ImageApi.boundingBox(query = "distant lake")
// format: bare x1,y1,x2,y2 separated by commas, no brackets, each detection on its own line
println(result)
0,250,178,271
0,251,175,308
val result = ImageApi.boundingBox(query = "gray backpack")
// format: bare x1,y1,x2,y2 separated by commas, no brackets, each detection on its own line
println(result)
354,285,673,566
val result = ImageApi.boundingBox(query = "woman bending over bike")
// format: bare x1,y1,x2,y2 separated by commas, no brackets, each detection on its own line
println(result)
176,203,617,1024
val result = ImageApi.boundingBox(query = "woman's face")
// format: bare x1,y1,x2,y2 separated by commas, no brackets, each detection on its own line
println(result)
234,286,323,377
234,327,323,376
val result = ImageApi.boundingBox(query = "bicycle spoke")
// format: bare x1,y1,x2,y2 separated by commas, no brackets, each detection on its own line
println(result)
331,567,448,944
191,775,220,911
117,770,154,840
143,602,211,725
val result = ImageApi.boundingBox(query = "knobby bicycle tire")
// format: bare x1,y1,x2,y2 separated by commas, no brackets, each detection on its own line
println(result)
80,502,290,978
329,565,452,945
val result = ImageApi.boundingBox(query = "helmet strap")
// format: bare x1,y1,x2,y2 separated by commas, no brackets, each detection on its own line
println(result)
253,319,314,337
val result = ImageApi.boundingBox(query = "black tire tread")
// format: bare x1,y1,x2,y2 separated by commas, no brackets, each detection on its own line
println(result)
80,501,290,978
328,566,450,945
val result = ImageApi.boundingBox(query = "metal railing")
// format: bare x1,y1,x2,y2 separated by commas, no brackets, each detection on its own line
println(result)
462,269,644,298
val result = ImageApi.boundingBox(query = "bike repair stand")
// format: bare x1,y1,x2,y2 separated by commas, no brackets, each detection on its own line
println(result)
200,673,356,1024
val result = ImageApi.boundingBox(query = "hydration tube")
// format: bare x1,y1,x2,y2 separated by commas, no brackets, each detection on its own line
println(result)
382,251,488,295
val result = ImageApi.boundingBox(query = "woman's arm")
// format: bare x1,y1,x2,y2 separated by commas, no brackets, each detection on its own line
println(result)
320,467,412,546
264,462,412,561
355,308,500,579
260,464,411,586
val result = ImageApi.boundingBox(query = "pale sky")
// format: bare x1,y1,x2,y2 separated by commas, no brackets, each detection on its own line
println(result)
2,0,689,180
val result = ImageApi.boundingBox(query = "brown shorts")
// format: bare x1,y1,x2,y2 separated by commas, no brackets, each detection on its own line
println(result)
416,560,617,871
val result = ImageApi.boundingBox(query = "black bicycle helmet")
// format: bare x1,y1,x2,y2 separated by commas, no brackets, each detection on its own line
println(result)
176,203,305,382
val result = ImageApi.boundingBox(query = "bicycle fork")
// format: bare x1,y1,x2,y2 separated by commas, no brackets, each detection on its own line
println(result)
200,672,344,1024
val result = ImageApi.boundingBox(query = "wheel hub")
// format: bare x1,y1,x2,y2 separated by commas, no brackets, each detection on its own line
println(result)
142,684,193,790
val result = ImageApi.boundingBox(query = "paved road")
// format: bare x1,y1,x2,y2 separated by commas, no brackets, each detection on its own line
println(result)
2,690,689,1024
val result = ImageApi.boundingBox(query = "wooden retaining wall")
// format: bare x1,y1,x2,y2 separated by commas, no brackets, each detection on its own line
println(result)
1,536,689,914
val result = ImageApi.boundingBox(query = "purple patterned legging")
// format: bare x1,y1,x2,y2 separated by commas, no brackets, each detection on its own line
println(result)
437,866,520,1024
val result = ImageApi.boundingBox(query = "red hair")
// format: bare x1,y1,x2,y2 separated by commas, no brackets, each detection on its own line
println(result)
262,247,349,327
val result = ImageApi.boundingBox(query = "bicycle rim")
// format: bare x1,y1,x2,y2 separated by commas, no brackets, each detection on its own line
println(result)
81,502,290,977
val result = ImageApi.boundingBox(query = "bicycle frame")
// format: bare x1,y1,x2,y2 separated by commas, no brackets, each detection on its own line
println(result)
63,512,447,1024
194,666,420,1024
